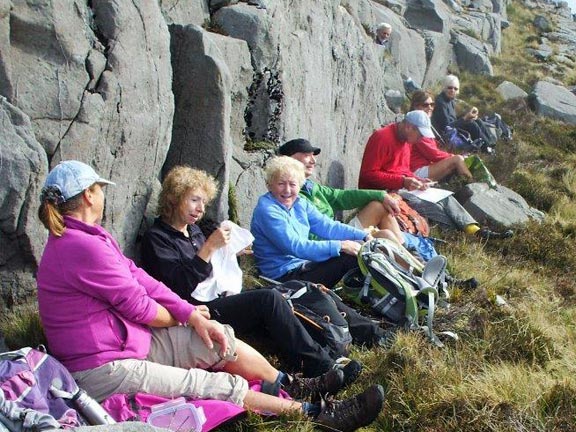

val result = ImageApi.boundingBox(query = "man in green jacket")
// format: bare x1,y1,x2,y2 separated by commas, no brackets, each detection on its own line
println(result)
279,138,405,244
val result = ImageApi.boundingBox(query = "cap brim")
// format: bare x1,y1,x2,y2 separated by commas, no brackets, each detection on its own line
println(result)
97,178,116,186
312,148,321,155
418,127,435,139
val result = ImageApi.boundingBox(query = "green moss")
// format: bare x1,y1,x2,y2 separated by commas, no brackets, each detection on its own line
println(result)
243,140,276,152
227,182,239,224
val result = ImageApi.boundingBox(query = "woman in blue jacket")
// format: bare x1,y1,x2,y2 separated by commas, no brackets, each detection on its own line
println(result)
251,156,371,289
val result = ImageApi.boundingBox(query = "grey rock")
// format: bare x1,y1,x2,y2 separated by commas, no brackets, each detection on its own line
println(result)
404,0,450,33
160,0,210,26
452,11,501,52
452,31,494,75
209,0,240,13
530,80,576,125
533,14,552,31
496,81,528,100
165,24,234,223
527,43,553,60
0,97,47,311
6,1,93,155
385,89,405,113
213,3,277,70
0,0,12,99
457,183,545,228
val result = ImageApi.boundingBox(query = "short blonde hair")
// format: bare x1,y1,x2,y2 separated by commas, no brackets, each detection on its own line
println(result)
158,166,218,220
443,74,460,91
265,156,306,188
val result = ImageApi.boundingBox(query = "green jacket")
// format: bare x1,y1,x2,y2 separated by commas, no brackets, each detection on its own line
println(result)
299,179,387,220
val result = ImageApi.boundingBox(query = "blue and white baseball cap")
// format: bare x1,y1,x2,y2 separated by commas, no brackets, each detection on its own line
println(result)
43,160,115,202
405,110,435,138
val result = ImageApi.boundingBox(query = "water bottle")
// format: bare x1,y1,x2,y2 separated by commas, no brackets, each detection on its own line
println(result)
72,389,116,425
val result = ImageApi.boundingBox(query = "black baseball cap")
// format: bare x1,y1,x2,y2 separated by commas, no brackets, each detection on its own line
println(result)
278,138,321,156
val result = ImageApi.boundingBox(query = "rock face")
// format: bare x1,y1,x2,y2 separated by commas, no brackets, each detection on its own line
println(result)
0,0,573,311
0,97,47,310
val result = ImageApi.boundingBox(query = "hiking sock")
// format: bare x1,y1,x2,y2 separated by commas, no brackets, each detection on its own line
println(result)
464,224,481,235
260,371,286,396
302,402,321,417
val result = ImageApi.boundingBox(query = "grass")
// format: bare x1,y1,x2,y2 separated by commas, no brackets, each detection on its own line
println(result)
3,1,576,431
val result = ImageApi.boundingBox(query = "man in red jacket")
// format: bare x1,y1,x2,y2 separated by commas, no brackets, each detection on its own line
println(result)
359,111,512,240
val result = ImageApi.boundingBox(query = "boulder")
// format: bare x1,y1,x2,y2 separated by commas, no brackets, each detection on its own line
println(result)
212,3,278,70
0,97,47,311
533,14,552,32
457,183,545,228
404,0,450,33
165,24,236,222
452,31,494,75
527,44,553,60
530,80,576,125
452,11,501,52
496,80,528,100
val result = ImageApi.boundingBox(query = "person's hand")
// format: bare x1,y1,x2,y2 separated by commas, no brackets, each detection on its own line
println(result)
237,246,253,256
188,309,228,356
403,176,428,191
205,225,231,250
465,106,479,121
383,194,400,216
340,240,361,256
195,305,211,319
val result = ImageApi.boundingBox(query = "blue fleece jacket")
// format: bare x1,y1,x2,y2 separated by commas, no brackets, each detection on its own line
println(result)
251,192,366,280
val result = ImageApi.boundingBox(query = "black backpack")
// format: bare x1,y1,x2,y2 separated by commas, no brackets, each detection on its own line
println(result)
270,280,353,358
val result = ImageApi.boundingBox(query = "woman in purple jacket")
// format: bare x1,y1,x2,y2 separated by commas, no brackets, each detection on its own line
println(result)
36,160,383,431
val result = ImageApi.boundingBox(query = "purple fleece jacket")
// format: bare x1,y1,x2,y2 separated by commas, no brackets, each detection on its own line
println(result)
37,216,195,372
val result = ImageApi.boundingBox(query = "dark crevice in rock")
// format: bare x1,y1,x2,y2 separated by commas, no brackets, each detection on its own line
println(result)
243,67,283,145
87,1,111,56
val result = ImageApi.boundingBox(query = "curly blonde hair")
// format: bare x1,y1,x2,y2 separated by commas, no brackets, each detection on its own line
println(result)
265,156,306,188
158,166,218,220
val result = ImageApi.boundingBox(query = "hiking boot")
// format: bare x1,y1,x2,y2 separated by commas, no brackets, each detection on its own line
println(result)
283,368,344,401
333,359,362,387
314,384,385,432
476,228,514,240
446,275,479,291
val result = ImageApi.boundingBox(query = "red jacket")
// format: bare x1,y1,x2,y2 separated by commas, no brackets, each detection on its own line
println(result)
410,137,453,171
358,123,414,190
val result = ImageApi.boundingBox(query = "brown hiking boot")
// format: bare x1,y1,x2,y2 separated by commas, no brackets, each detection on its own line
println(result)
314,384,385,432
283,368,344,401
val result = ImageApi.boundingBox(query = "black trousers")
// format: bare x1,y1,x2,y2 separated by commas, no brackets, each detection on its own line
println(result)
278,255,385,346
194,289,335,377
278,255,359,289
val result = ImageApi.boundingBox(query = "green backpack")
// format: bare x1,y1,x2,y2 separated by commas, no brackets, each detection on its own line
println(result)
343,239,455,347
